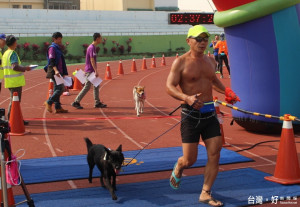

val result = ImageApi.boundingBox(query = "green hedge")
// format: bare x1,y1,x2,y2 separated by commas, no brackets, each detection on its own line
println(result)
13,34,215,66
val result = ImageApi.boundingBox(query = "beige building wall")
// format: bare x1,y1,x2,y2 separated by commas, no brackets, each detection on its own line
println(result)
0,0,43,9
80,0,154,11
80,0,123,11
124,0,154,10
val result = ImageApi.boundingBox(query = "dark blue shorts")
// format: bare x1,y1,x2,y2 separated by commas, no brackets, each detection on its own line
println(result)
180,104,221,143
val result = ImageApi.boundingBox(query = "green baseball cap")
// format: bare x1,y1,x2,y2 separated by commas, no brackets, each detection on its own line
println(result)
187,25,210,38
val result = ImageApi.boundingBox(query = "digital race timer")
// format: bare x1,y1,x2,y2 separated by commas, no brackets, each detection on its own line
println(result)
169,13,214,25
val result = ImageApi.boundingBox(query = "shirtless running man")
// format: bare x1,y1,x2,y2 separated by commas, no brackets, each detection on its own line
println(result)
166,25,240,207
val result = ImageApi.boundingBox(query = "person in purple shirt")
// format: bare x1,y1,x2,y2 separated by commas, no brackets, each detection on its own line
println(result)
44,32,69,113
71,33,107,109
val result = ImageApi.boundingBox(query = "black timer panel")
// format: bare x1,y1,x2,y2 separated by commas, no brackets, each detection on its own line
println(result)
169,13,214,25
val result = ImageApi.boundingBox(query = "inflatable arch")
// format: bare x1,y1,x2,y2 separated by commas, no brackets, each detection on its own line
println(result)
212,0,300,133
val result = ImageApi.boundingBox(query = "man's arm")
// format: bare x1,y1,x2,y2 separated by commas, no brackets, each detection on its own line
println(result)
48,47,61,77
11,52,30,72
212,75,226,94
166,57,202,109
214,41,220,49
12,63,30,72
212,75,240,104
90,57,98,77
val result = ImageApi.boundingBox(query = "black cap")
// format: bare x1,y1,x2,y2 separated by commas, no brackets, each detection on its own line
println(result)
6,35,19,47
52,32,63,39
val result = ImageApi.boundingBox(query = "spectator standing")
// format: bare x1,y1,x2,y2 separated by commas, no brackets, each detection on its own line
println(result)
209,35,220,73
0,34,6,92
71,33,107,109
3,35,31,124
44,32,69,113
215,33,230,78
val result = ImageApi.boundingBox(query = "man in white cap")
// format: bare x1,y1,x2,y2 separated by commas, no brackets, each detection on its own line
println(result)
0,34,6,92
166,25,240,207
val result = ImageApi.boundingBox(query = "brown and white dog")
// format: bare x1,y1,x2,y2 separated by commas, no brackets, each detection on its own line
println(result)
133,86,146,116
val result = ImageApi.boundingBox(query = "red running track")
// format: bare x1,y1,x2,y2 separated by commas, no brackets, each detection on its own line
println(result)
0,56,299,207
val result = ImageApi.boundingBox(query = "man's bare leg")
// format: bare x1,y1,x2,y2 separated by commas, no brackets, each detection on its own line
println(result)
170,142,198,188
199,136,223,206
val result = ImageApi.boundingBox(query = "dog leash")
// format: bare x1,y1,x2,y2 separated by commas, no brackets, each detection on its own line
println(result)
124,113,187,166
124,101,211,167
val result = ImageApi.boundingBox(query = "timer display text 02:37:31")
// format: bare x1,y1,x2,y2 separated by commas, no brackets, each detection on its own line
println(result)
169,13,214,25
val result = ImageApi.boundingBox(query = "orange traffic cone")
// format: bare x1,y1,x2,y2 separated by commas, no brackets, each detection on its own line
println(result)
46,79,54,99
265,114,300,184
0,140,16,206
131,58,137,72
117,59,124,75
176,53,179,58
151,56,156,68
72,69,83,91
141,57,147,70
105,62,112,80
9,92,29,136
207,51,211,57
161,54,166,66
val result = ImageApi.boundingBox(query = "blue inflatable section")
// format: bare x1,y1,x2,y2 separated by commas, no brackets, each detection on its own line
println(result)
273,6,300,117
225,15,280,123
225,5,300,130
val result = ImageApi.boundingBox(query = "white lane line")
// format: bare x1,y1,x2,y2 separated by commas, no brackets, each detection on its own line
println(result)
42,109,57,157
109,131,117,135
140,142,148,145
230,163,274,171
32,137,39,141
56,148,63,153
228,141,276,165
146,100,180,122
0,82,46,105
67,180,77,189
99,75,144,149
135,67,179,122
166,123,174,126
83,123,90,126
244,142,253,145
100,109,143,149
96,127,102,130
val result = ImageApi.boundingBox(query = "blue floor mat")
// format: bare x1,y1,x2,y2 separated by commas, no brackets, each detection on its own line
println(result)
20,146,252,184
15,168,300,207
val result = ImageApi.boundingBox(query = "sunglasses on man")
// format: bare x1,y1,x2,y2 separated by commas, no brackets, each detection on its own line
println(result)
191,37,209,43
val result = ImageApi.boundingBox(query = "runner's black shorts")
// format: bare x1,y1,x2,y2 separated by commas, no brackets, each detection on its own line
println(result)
180,104,221,143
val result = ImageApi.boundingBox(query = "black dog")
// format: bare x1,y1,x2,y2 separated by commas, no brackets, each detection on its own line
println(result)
84,137,124,200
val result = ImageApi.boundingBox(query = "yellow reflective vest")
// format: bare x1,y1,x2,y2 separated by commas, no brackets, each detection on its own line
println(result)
3,49,25,88
0,51,3,81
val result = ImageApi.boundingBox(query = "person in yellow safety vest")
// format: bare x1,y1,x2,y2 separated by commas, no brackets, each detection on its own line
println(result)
3,35,31,124
0,34,6,92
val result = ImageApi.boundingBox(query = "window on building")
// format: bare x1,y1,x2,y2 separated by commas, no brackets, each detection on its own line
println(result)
12,5,20,9
23,5,32,9
72,5,77,10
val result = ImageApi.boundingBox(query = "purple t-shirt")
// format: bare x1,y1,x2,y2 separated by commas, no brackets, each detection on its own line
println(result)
85,44,97,73
48,47,63,74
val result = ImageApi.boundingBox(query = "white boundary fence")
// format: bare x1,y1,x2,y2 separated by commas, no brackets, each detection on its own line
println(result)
0,9,223,37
